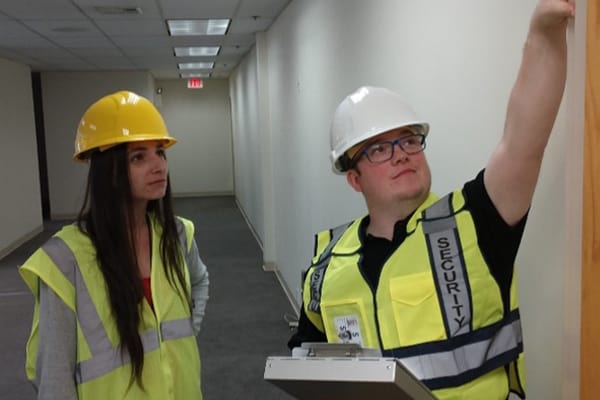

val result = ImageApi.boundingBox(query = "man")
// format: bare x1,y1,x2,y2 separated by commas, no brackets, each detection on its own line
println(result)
288,0,574,398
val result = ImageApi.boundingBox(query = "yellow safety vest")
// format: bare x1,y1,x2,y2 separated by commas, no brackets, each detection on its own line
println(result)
304,191,525,400
20,216,202,400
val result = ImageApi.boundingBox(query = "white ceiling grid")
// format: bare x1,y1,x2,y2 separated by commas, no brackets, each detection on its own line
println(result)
0,0,291,79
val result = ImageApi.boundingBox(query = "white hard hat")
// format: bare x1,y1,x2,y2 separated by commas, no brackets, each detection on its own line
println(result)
329,86,429,173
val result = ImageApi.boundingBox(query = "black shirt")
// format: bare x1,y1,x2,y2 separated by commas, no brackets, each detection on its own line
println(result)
288,169,527,349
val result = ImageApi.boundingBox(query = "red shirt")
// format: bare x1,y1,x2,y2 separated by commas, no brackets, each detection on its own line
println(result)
142,277,153,308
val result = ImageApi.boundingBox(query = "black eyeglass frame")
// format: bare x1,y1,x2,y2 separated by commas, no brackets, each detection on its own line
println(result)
350,133,427,167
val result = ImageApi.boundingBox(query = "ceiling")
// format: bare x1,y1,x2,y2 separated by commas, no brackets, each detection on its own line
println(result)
0,0,292,80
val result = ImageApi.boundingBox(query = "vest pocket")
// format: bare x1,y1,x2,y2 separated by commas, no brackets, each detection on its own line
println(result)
321,299,371,348
389,273,446,346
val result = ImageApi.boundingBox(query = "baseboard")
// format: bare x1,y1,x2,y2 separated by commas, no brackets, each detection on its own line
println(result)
262,261,276,272
234,198,264,250
50,213,78,220
233,198,299,315
0,224,43,260
271,264,300,316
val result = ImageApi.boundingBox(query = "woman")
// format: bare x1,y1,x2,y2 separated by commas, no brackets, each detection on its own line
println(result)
20,91,209,399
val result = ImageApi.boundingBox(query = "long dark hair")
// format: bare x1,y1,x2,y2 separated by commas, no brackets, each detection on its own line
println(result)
76,144,190,387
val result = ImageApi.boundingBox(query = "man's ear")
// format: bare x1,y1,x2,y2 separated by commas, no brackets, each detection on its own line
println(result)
346,169,363,193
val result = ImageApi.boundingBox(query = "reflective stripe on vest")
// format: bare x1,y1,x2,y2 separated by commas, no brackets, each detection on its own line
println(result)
307,222,351,313
306,193,524,391
41,224,194,384
383,310,523,390
422,193,473,337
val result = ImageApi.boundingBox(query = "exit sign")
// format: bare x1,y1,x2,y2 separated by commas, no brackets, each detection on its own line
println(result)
187,78,203,89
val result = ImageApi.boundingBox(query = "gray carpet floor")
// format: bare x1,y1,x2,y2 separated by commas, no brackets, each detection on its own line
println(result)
0,196,296,399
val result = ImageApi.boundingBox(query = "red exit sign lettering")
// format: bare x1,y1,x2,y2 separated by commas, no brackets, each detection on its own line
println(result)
187,78,203,89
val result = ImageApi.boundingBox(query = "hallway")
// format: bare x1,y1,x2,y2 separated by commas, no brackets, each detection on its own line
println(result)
0,196,295,399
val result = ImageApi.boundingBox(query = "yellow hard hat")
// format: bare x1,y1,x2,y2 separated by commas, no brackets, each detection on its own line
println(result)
74,90,177,161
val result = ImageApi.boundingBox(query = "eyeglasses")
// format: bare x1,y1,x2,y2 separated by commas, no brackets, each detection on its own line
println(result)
353,134,427,165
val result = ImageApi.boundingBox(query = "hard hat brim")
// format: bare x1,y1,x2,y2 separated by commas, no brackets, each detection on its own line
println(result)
74,135,177,162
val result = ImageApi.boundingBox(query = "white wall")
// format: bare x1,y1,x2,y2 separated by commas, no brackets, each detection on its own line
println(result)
41,71,154,218
229,0,583,398
230,32,277,266
156,79,233,196
0,70,234,255
0,58,42,257
229,47,264,243
561,2,586,397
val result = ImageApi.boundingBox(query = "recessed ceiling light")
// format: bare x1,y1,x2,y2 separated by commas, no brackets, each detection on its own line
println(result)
167,19,230,36
94,6,142,15
180,72,211,78
178,62,214,70
174,46,220,57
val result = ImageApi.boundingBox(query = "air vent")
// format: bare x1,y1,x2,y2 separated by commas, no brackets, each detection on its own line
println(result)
94,6,143,15
52,26,87,33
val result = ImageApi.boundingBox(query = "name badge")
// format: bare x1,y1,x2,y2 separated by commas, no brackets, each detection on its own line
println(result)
334,315,363,345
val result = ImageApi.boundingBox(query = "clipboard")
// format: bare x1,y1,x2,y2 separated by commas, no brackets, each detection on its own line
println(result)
264,343,436,400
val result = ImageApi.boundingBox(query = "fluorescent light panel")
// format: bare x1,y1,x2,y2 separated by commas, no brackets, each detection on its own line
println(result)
174,46,220,57
181,72,211,78
167,19,230,36
178,62,214,70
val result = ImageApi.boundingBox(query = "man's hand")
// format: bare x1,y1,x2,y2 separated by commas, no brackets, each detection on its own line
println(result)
530,0,575,32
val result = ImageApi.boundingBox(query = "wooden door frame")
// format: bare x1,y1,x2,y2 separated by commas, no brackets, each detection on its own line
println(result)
581,0,599,397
